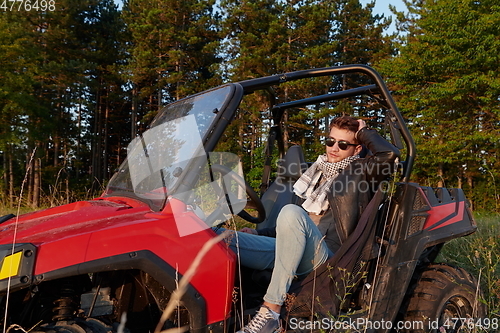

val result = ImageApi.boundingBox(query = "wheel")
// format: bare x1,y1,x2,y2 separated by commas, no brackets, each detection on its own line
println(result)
206,164,266,224
402,263,486,333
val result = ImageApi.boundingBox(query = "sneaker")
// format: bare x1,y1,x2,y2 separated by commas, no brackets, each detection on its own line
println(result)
237,305,281,333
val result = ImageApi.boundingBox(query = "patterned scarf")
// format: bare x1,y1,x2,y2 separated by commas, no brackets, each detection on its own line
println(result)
293,154,360,215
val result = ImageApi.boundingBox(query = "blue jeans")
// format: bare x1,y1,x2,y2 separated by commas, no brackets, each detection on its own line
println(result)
217,204,333,306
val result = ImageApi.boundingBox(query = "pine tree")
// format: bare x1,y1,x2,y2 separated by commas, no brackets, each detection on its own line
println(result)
79,0,129,188
219,0,394,187
329,0,394,128
380,0,500,210
0,12,38,205
122,0,222,111
219,0,285,175
0,0,131,206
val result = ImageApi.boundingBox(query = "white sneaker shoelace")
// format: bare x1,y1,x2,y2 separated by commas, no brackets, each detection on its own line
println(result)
239,306,280,333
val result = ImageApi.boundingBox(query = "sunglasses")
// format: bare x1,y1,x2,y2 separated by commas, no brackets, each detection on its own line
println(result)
325,137,358,150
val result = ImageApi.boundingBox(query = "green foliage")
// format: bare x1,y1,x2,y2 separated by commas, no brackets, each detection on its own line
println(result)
217,0,392,189
379,0,500,211
122,0,222,104
0,0,128,205
1,0,497,215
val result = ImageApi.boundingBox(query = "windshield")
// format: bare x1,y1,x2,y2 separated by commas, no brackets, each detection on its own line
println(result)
103,85,234,210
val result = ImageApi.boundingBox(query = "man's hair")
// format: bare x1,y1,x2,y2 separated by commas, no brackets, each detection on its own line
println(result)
329,115,359,134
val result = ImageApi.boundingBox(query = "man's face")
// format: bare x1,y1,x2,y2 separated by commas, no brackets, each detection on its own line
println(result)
326,127,361,163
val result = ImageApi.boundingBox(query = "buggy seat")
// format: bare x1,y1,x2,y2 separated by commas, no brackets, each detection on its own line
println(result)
257,145,307,231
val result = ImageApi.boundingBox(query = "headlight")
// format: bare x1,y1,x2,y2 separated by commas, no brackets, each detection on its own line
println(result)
0,251,23,279
0,244,36,292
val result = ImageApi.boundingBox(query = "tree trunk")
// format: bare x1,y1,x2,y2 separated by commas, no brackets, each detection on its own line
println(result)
283,86,289,151
467,175,474,211
104,87,109,180
2,151,6,203
283,110,289,151
26,150,33,207
66,176,70,205
76,100,82,182
64,141,69,204
437,163,444,187
8,148,14,208
54,137,59,167
250,120,256,169
33,153,41,208
92,78,103,190
237,113,244,156
131,84,138,138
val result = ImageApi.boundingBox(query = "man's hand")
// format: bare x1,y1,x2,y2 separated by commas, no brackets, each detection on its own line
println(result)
357,119,367,131
239,227,258,235
356,119,367,140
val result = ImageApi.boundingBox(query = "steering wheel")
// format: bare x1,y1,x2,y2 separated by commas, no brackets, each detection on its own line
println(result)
205,164,266,225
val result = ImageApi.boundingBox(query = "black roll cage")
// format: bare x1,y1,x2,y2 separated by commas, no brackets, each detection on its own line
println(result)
236,65,416,183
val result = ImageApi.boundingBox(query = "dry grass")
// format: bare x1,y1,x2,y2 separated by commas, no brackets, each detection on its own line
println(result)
437,212,500,316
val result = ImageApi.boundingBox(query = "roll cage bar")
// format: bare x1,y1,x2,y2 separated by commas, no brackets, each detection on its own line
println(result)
236,65,416,183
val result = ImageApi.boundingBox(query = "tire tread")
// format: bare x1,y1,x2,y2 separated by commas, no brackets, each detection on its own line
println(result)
401,263,485,333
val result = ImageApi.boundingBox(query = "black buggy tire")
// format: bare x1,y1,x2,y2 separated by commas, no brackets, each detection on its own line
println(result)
401,263,485,333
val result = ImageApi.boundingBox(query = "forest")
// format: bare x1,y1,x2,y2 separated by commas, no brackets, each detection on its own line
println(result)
0,0,499,213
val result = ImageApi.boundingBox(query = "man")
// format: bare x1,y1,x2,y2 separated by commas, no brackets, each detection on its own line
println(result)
224,116,400,333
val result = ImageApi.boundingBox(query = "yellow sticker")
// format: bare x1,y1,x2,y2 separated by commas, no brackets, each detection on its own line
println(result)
0,251,23,280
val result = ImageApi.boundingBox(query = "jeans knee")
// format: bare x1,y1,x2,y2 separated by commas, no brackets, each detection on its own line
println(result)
276,204,308,231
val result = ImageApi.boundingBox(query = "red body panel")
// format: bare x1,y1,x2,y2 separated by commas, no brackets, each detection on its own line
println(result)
426,201,466,231
418,185,467,231
0,198,236,324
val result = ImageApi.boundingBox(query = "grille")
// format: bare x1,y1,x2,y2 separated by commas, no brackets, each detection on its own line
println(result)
412,189,426,210
408,188,429,236
408,215,426,236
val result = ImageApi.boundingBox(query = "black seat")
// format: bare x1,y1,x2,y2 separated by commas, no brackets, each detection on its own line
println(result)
257,145,308,231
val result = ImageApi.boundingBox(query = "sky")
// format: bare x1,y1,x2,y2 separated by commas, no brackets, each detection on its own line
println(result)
360,0,408,33
361,0,407,17
113,0,408,34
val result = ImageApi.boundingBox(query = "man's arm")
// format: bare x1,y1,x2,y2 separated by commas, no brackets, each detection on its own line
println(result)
239,227,277,237
356,127,400,181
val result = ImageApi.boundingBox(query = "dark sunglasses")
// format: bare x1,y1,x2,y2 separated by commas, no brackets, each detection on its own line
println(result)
325,137,358,150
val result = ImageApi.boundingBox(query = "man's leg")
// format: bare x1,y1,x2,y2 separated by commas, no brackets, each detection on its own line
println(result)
215,228,276,271
264,204,332,307
238,204,332,333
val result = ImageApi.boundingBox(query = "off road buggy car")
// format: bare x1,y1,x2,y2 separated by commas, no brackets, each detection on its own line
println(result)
0,65,484,333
